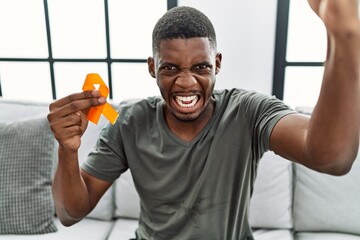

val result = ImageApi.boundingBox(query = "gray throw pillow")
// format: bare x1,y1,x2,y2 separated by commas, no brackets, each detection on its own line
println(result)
0,117,57,234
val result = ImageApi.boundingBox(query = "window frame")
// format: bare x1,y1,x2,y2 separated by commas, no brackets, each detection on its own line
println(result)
0,0,178,99
272,0,324,101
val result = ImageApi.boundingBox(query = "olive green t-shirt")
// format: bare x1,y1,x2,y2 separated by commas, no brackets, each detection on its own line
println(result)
82,89,294,240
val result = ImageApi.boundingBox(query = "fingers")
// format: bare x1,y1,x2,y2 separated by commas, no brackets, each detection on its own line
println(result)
49,90,105,116
48,110,81,133
48,90,106,124
308,0,360,36
47,90,104,151
308,0,359,20
307,0,320,16
56,112,83,129
48,111,80,144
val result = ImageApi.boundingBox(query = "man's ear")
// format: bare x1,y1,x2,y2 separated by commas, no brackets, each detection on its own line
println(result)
147,57,156,78
215,52,222,75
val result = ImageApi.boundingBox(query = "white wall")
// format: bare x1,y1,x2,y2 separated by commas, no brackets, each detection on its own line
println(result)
179,0,278,95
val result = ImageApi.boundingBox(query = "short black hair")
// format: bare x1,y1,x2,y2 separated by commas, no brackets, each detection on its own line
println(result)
152,6,217,54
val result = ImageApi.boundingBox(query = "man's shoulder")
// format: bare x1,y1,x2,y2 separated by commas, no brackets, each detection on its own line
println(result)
115,96,163,124
214,88,272,104
118,96,162,111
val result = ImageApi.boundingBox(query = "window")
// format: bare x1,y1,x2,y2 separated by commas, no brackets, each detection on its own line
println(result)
273,0,326,109
0,0,177,102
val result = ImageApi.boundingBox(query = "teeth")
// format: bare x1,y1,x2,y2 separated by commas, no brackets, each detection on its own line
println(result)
175,95,198,108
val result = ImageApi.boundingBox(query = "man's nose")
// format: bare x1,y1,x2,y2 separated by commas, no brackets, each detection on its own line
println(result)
175,70,197,89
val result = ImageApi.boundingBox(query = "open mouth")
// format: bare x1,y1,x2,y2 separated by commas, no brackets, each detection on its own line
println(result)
174,95,199,108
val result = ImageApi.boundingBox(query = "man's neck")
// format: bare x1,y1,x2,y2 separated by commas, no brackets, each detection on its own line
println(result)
164,98,215,142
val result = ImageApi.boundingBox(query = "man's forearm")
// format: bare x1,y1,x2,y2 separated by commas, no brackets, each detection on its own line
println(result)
306,25,360,173
52,147,92,226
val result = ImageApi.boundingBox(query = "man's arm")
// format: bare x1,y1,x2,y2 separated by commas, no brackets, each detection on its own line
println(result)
270,0,360,175
48,90,112,226
52,149,112,226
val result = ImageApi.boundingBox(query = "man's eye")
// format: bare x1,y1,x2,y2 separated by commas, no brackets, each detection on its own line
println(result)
194,64,212,72
197,65,208,69
163,65,176,71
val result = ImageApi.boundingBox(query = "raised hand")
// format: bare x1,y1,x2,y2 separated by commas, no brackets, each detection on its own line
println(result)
308,0,360,35
47,90,106,153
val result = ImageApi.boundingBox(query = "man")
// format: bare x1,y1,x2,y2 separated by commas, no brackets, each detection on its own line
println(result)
47,1,360,239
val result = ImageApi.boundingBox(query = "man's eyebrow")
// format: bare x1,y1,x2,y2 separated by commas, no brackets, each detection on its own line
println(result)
193,61,213,67
158,61,178,67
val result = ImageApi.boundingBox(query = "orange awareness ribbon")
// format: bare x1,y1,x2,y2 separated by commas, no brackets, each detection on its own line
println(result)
82,73,119,125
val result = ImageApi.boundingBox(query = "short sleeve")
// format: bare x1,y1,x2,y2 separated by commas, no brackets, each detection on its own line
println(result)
81,120,128,182
243,92,296,155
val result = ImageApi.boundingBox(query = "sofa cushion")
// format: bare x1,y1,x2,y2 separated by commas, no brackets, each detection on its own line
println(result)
114,170,141,219
107,218,139,240
293,156,360,235
252,229,294,240
249,151,293,229
0,117,57,234
295,232,360,240
0,99,49,121
0,218,114,240
79,115,115,220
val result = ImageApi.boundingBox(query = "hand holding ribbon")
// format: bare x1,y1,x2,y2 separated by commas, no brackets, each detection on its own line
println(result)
82,73,119,125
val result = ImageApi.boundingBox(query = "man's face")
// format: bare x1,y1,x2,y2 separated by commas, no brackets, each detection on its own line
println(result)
148,37,222,122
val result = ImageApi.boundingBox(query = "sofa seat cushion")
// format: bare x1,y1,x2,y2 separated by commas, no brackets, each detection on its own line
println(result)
296,232,360,240
0,218,114,240
252,229,294,240
107,218,139,240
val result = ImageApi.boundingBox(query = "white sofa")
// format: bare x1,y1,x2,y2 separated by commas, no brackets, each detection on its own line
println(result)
0,99,359,240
